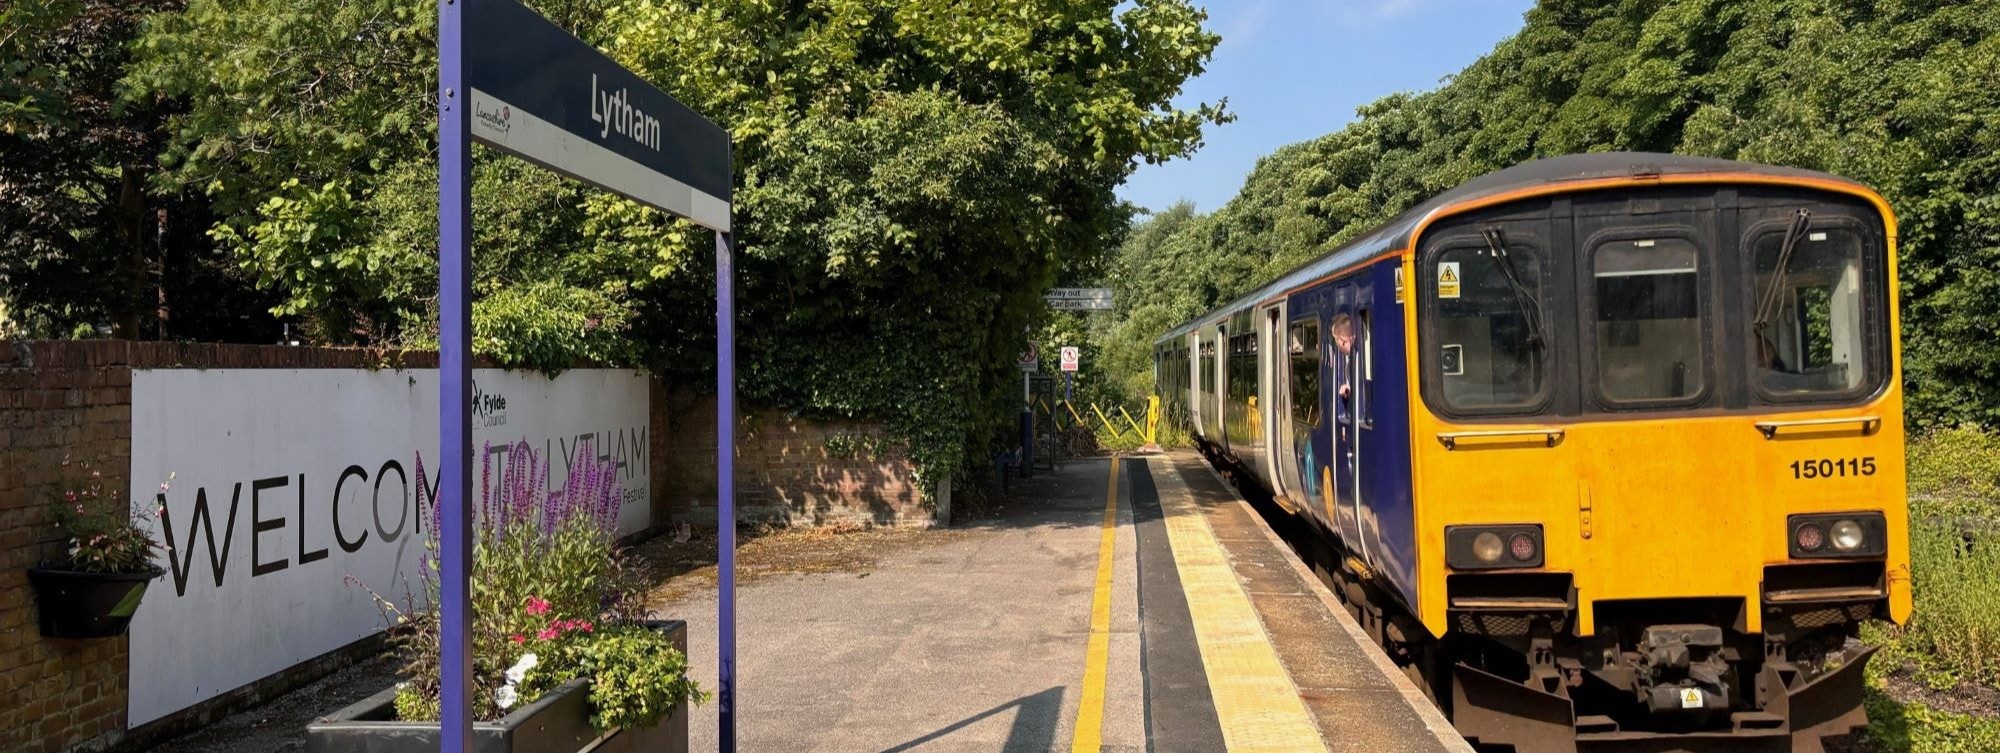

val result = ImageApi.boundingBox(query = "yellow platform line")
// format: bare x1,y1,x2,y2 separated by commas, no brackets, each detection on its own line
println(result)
1153,463,1328,753
1070,457,1120,752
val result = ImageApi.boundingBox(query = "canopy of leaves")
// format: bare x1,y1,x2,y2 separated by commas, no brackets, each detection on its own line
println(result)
119,0,1224,483
1096,0,2000,429
0,0,276,340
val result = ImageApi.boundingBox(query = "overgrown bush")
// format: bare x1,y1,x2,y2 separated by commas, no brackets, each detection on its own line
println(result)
1907,425,2000,520
1881,518,2000,689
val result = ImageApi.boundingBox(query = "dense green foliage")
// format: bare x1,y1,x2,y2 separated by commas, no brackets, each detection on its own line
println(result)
6,0,1225,485
1097,0,2000,429
0,0,278,340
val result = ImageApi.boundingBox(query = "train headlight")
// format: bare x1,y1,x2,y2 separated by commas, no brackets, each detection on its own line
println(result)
1447,524,1543,570
1472,532,1504,563
1830,520,1865,552
1788,512,1886,559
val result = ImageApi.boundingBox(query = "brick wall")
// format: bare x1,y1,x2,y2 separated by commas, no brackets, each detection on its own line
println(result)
0,342,133,753
657,391,939,528
0,340,674,753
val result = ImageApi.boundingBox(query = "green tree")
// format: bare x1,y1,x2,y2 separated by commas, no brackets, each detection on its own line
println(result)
127,0,1226,482
1,0,273,340
1095,0,2000,429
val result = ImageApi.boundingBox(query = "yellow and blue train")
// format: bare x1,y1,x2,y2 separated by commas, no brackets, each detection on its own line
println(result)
1153,153,1908,753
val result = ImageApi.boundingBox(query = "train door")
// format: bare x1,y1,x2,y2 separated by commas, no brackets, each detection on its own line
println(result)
1352,288,1387,573
1283,302,1324,522
1261,303,1298,510
1211,322,1229,452
1332,283,1368,560
1185,333,1200,433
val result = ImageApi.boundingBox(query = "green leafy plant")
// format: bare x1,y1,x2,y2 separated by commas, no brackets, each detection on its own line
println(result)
48,459,162,574
363,440,705,728
523,623,703,731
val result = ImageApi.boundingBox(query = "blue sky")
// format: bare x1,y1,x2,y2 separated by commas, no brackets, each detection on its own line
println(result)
1119,0,1536,213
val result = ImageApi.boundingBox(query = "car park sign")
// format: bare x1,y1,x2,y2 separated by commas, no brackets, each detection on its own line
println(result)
1045,288,1114,310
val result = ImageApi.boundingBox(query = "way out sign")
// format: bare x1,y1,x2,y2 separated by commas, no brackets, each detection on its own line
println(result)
437,1,741,751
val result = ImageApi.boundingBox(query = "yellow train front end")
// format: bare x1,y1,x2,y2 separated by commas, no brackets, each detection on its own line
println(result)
1401,167,1907,752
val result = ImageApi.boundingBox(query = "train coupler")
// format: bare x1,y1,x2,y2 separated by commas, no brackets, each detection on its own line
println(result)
1449,643,1877,753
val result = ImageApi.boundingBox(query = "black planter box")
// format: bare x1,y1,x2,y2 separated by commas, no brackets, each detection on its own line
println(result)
306,620,689,753
27,565,164,638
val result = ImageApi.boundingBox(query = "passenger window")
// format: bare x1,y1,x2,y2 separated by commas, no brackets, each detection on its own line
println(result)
1752,227,1869,395
1593,237,1704,402
1331,313,1354,424
1290,320,1321,429
1358,310,1372,426
1433,244,1546,411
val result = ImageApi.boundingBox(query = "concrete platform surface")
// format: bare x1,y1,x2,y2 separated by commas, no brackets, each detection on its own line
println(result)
143,452,1469,753
657,459,1147,752
652,452,1471,752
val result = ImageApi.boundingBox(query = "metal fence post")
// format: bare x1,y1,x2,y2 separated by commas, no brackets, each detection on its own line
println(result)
436,0,474,748
715,231,738,752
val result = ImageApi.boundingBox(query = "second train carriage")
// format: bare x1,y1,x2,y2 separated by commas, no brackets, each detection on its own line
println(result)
1152,153,1908,753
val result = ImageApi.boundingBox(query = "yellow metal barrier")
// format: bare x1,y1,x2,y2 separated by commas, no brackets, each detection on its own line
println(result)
1040,395,1163,448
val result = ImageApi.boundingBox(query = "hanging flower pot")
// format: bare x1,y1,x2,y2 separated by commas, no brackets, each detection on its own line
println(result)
27,565,165,639
31,459,169,639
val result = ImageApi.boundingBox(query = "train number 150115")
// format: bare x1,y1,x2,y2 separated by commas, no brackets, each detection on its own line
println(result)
1790,457,1877,479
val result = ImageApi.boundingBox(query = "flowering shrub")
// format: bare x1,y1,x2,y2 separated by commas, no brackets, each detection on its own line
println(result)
48,459,163,574
363,439,704,729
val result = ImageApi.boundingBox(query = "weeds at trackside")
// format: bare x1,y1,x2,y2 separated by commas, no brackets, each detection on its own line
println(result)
1859,426,2000,752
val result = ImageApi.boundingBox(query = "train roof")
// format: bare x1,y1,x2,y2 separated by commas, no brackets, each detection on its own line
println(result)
1152,152,1868,345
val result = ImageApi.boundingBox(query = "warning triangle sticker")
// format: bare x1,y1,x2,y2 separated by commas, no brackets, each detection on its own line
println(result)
1439,266,1458,283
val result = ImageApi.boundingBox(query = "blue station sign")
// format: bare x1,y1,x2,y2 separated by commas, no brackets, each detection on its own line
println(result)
465,0,732,231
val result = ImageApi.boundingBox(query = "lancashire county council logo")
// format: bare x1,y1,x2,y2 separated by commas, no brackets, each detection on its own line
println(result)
474,101,512,138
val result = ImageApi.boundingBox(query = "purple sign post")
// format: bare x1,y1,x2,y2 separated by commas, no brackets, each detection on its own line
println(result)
437,0,735,749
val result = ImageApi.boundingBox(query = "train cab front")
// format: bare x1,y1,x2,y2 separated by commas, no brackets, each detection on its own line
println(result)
1405,175,1909,753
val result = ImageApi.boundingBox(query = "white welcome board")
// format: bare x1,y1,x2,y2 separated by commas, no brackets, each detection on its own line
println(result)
125,368,651,727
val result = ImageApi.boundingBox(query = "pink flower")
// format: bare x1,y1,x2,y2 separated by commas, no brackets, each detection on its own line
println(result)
536,627,559,641
65,492,76,502
525,596,550,616
509,634,527,645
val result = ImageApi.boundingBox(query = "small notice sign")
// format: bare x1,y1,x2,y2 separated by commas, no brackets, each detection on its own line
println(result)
1437,262,1462,299
1060,346,1080,372
1018,345,1038,372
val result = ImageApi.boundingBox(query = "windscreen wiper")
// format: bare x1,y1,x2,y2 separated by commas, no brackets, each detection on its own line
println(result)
1753,209,1813,339
1481,227,1547,349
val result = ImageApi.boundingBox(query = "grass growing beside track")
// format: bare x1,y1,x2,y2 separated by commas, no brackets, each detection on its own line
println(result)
1857,426,2000,752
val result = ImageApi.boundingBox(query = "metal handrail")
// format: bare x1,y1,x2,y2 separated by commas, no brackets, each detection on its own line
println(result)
1437,428,1565,450
1753,416,1881,439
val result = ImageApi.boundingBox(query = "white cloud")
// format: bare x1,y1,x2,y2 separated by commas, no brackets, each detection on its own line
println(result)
1314,0,1456,27
1213,0,1276,48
